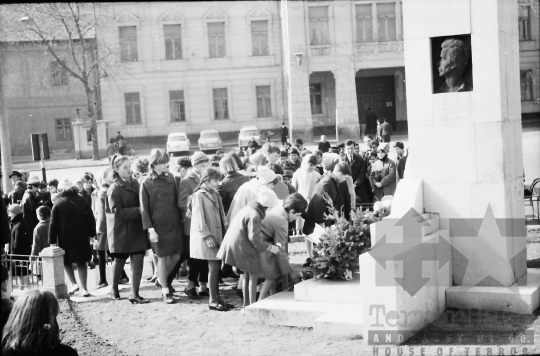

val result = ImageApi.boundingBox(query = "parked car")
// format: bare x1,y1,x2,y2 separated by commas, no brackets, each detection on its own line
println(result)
166,132,190,156
238,126,260,148
198,129,223,152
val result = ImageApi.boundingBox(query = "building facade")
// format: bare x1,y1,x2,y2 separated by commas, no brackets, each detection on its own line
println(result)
98,1,540,145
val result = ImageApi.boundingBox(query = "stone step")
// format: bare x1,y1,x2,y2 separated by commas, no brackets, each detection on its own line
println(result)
314,311,364,339
245,291,363,328
294,272,361,304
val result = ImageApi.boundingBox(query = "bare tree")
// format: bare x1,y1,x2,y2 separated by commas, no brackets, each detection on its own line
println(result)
0,3,118,160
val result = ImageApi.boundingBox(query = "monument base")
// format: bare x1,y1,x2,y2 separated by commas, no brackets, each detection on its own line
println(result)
446,269,540,314
40,285,69,299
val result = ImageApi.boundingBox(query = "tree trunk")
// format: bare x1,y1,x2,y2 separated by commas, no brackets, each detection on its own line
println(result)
86,89,100,160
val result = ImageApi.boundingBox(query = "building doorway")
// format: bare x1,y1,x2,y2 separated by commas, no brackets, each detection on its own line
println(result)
309,71,336,140
356,75,396,136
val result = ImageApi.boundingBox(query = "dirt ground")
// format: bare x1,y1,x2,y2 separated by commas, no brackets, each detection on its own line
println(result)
58,230,540,356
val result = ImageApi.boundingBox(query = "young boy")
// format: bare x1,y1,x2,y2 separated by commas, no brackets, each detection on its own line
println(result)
285,148,301,172
31,206,51,256
279,151,288,167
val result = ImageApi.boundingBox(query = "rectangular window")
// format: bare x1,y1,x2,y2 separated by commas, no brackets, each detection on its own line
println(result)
518,6,531,41
356,4,373,43
520,70,534,101
309,83,323,115
213,88,228,120
309,6,329,45
251,20,269,56
208,22,226,58
125,92,142,124
119,26,138,62
86,130,92,145
55,118,72,141
256,86,271,118
170,90,186,122
377,3,396,42
164,24,182,60
51,61,68,86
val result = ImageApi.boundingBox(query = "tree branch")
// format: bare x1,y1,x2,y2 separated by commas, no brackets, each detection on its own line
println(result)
49,3,82,74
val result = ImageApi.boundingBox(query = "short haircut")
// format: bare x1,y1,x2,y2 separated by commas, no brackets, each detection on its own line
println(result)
212,155,221,162
133,157,150,174
346,140,355,147
37,205,51,219
148,148,170,167
48,179,59,188
38,181,48,189
211,161,220,168
289,148,299,156
280,151,288,158
262,143,281,155
201,167,223,182
283,193,308,214
334,163,352,176
295,138,303,145
307,155,318,166
83,173,94,182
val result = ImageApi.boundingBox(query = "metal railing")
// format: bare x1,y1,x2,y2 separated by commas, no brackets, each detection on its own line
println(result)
2,254,44,291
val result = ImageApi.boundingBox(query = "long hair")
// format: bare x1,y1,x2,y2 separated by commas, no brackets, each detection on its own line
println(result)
2,290,60,352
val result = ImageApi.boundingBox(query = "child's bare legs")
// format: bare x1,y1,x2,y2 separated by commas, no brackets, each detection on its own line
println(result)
64,262,88,293
242,272,259,308
259,279,276,300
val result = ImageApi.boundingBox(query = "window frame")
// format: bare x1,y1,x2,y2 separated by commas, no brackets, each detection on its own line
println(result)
376,2,397,42
51,61,68,86
251,20,270,56
207,22,226,58
212,88,229,120
309,83,324,115
355,3,373,44
124,92,142,125
55,118,72,141
256,85,272,118
118,25,139,62
164,24,183,60
308,6,330,46
518,6,531,42
169,89,186,122
520,70,534,102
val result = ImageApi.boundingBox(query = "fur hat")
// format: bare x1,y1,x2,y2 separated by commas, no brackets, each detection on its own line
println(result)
219,154,239,173
257,166,277,185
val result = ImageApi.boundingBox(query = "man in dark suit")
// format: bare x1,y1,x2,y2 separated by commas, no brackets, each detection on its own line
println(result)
380,118,393,143
343,140,371,206
279,122,289,147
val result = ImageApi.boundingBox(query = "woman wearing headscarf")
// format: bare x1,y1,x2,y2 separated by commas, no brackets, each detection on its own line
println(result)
370,143,397,201
107,154,150,303
140,149,183,304
48,177,96,297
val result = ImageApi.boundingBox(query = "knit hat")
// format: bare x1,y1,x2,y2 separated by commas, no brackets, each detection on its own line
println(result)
283,170,293,178
219,154,239,173
257,187,279,208
191,151,209,166
58,176,76,190
8,204,23,215
27,176,40,185
257,166,277,185
229,152,244,170
322,156,338,171
177,156,192,168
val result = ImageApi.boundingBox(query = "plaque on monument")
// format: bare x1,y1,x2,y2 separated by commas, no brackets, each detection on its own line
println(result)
431,35,473,94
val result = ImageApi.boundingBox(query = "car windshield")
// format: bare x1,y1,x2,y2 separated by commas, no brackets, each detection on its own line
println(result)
169,136,186,142
201,132,219,139
241,130,258,137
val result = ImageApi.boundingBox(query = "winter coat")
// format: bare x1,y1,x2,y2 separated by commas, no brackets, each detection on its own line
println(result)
217,171,251,214
397,155,407,180
8,182,26,205
370,156,397,201
140,171,183,257
303,173,345,235
189,186,227,261
107,177,149,254
49,190,95,264
291,168,321,202
226,179,263,225
1,198,10,246
280,126,289,141
36,191,53,209
10,214,31,256
259,205,294,279
178,171,200,235
344,153,371,204
21,190,40,235
217,200,272,275
318,141,331,153
284,160,301,173
31,220,50,256
94,186,109,251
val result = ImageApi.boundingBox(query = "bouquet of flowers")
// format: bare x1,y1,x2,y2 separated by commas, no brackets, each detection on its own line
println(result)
310,193,381,280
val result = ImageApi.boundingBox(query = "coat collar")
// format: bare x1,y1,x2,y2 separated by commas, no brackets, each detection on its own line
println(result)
225,171,242,178
187,171,201,184
149,170,170,181
115,177,139,194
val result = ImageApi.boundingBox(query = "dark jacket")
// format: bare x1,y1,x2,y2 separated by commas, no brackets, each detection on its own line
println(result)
284,160,301,173
107,177,149,254
140,171,183,257
268,162,284,176
344,153,372,204
31,220,50,256
1,197,10,246
303,173,345,235
217,171,251,214
318,141,331,153
10,214,31,256
36,191,53,209
7,182,26,205
178,171,200,235
279,126,289,141
397,155,407,180
48,190,95,264
21,190,40,235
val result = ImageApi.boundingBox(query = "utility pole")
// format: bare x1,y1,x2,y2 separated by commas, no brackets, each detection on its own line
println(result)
0,45,14,194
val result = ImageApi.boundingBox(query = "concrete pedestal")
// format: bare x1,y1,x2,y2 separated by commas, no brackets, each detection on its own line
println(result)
72,119,111,159
39,247,69,299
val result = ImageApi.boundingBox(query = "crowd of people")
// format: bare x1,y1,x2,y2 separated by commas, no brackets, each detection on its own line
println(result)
1,134,408,352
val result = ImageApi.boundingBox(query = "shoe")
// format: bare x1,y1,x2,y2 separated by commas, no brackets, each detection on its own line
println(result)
208,301,229,311
219,299,235,308
111,291,121,300
87,261,96,269
184,287,202,300
155,280,162,288
302,258,312,267
96,282,108,289
163,293,175,304
119,277,130,285
81,290,91,297
147,276,158,283
221,269,240,279
69,285,80,295
198,288,210,297
167,284,175,295
129,296,149,304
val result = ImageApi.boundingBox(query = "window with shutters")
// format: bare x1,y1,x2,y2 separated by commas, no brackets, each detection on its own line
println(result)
213,88,229,120
356,4,373,43
164,24,182,60
518,6,531,41
119,26,138,62
51,61,68,86
309,84,323,115
251,20,269,56
520,70,534,102
256,86,271,118
125,93,142,124
309,6,329,45
170,90,186,122
55,118,72,141
377,3,396,42
208,22,226,58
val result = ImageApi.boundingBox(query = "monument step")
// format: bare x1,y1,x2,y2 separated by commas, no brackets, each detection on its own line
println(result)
245,291,363,328
313,311,364,340
446,269,540,314
294,272,361,304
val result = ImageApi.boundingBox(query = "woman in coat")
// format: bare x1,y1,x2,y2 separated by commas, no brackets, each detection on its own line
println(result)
370,144,397,201
140,149,183,304
49,177,96,297
7,204,31,288
107,155,150,303
188,168,229,311
217,188,281,308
